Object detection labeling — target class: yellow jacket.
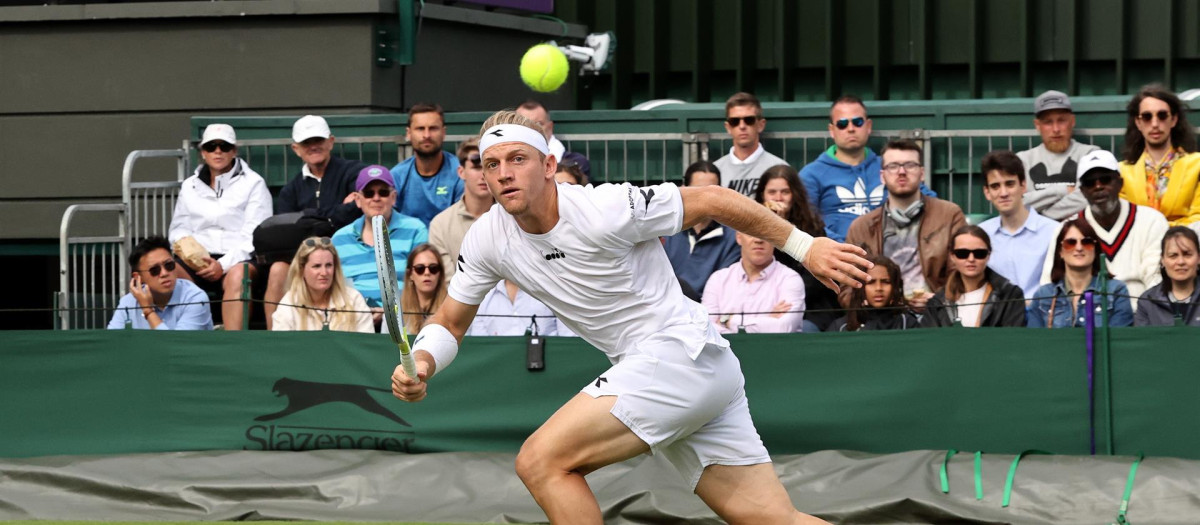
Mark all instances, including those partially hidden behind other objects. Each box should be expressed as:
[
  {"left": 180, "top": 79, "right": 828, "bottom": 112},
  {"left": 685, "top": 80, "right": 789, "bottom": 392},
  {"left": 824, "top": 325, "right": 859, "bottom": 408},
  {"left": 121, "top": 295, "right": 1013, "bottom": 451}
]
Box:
[{"left": 1119, "top": 151, "right": 1200, "bottom": 226}]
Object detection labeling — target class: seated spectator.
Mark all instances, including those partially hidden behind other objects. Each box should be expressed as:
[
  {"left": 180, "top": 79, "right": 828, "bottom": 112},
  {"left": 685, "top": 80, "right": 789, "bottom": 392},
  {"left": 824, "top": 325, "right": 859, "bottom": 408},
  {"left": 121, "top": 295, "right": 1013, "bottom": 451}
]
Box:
[
  {"left": 467, "top": 280, "right": 563, "bottom": 336},
  {"left": 1018, "top": 90, "right": 1099, "bottom": 220},
  {"left": 332, "top": 165, "right": 428, "bottom": 324},
  {"left": 921, "top": 226, "right": 1026, "bottom": 327},
  {"left": 399, "top": 243, "right": 448, "bottom": 334},
  {"left": 701, "top": 231, "right": 805, "bottom": 334},
  {"left": 169, "top": 124, "right": 272, "bottom": 330},
  {"left": 1135, "top": 226, "right": 1200, "bottom": 326},
  {"left": 271, "top": 236, "right": 372, "bottom": 333},
  {"left": 845, "top": 139, "right": 965, "bottom": 312},
  {"left": 265, "top": 115, "right": 367, "bottom": 328},
  {"left": 977, "top": 150, "right": 1060, "bottom": 298},
  {"left": 1038, "top": 149, "right": 1168, "bottom": 302},
  {"left": 108, "top": 236, "right": 213, "bottom": 330},
  {"left": 754, "top": 164, "right": 841, "bottom": 332},
  {"left": 517, "top": 99, "right": 591, "bottom": 179},
  {"left": 1117, "top": 84, "right": 1200, "bottom": 226},
  {"left": 429, "top": 138, "right": 493, "bottom": 280},
  {"left": 555, "top": 162, "right": 587, "bottom": 185},
  {"left": 1028, "top": 217, "right": 1133, "bottom": 328},
  {"left": 663, "top": 161, "right": 741, "bottom": 299},
  {"left": 830, "top": 254, "right": 920, "bottom": 331},
  {"left": 390, "top": 103, "right": 463, "bottom": 226}
]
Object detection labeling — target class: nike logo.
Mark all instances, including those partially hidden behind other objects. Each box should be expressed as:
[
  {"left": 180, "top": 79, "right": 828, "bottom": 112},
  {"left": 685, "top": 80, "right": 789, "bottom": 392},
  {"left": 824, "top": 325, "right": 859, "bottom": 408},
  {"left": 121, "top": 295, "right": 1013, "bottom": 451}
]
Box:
[{"left": 413, "top": 335, "right": 425, "bottom": 347}]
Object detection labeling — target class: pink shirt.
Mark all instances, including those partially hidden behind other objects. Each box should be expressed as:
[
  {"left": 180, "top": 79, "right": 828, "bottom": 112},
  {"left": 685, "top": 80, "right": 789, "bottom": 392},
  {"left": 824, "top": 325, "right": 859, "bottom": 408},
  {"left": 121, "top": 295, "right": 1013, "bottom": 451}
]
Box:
[{"left": 701, "top": 259, "right": 806, "bottom": 333}]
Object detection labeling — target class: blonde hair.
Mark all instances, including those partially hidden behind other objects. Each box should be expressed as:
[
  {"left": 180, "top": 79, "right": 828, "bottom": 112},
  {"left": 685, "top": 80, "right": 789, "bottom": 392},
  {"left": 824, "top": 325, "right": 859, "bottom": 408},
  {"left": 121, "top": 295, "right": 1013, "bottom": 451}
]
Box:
[
  {"left": 401, "top": 243, "right": 448, "bottom": 334},
  {"left": 478, "top": 110, "right": 547, "bottom": 143},
  {"left": 284, "top": 237, "right": 361, "bottom": 331}
]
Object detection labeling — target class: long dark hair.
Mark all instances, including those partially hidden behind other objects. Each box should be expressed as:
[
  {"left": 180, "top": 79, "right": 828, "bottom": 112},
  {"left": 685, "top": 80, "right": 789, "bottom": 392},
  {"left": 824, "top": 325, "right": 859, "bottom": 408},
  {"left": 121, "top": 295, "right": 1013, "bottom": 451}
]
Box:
[
  {"left": 1049, "top": 218, "right": 1111, "bottom": 283},
  {"left": 684, "top": 160, "right": 721, "bottom": 186},
  {"left": 1122, "top": 84, "right": 1197, "bottom": 163},
  {"left": 845, "top": 253, "right": 906, "bottom": 331},
  {"left": 944, "top": 225, "right": 991, "bottom": 301},
  {"left": 753, "top": 164, "right": 825, "bottom": 237},
  {"left": 1160, "top": 226, "right": 1200, "bottom": 293}
]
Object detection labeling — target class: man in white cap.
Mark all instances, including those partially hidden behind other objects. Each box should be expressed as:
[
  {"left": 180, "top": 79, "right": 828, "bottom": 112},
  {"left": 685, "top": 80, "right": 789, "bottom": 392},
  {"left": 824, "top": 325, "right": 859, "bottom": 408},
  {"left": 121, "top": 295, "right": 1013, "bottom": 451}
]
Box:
[
  {"left": 390, "top": 109, "right": 871, "bottom": 525},
  {"left": 1039, "top": 149, "right": 1168, "bottom": 301},
  {"left": 1018, "top": 90, "right": 1100, "bottom": 220},
  {"left": 267, "top": 115, "right": 368, "bottom": 326}
]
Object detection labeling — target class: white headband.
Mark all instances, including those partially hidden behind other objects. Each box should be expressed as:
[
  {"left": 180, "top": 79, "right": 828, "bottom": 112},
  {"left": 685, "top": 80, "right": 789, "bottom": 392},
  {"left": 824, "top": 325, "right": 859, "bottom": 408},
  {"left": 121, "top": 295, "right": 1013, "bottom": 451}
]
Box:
[{"left": 478, "top": 124, "right": 550, "bottom": 157}]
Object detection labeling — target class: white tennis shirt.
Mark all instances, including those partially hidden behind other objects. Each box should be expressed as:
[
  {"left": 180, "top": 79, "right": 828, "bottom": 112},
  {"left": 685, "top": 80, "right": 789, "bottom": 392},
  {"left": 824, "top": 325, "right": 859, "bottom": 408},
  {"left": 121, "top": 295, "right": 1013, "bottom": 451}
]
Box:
[{"left": 449, "top": 182, "right": 729, "bottom": 362}]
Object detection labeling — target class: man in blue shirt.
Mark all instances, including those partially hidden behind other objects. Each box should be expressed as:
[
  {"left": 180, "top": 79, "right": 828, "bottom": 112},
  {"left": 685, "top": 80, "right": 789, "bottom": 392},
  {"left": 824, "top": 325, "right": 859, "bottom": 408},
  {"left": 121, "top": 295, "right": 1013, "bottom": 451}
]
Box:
[
  {"left": 333, "top": 165, "right": 428, "bottom": 318},
  {"left": 390, "top": 103, "right": 464, "bottom": 226},
  {"left": 978, "top": 150, "right": 1059, "bottom": 298},
  {"left": 108, "top": 236, "right": 213, "bottom": 330}
]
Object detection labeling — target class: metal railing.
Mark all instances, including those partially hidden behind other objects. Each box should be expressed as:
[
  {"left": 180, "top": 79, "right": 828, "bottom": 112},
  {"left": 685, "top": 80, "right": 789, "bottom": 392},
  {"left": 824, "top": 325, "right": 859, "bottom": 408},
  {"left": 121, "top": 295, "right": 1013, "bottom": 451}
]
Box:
[{"left": 58, "top": 204, "right": 126, "bottom": 330}]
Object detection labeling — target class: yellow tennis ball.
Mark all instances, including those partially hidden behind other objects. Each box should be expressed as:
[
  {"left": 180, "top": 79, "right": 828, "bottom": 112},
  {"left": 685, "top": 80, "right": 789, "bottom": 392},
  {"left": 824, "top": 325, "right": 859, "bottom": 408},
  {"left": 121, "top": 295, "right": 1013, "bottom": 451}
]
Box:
[{"left": 520, "top": 44, "right": 569, "bottom": 93}]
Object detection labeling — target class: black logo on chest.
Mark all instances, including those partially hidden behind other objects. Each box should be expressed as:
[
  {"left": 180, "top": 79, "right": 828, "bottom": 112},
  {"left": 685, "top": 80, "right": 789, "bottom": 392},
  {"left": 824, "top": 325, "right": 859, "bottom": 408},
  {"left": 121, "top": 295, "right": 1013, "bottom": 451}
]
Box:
[{"left": 543, "top": 247, "right": 567, "bottom": 261}]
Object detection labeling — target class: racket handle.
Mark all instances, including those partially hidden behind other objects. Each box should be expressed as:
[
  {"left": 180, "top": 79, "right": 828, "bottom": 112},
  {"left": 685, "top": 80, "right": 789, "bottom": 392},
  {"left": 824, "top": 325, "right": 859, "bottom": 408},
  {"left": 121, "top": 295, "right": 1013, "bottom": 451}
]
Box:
[{"left": 400, "top": 351, "right": 419, "bottom": 382}]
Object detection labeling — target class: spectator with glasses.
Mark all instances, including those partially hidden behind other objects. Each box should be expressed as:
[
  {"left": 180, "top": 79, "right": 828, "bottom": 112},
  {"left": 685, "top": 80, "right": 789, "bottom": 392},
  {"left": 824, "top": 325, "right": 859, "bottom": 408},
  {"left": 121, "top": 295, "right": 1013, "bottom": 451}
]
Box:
[
  {"left": 1028, "top": 217, "right": 1133, "bottom": 328},
  {"left": 429, "top": 138, "right": 493, "bottom": 280},
  {"left": 272, "top": 236, "right": 372, "bottom": 333},
  {"left": 1135, "top": 226, "right": 1200, "bottom": 326},
  {"left": 1038, "top": 150, "right": 1168, "bottom": 302},
  {"left": 801, "top": 95, "right": 935, "bottom": 242},
  {"left": 845, "top": 139, "right": 965, "bottom": 313},
  {"left": 108, "top": 236, "right": 213, "bottom": 330},
  {"left": 169, "top": 124, "right": 272, "bottom": 330},
  {"left": 920, "top": 226, "right": 1026, "bottom": 328},
  {"left": 715, "top": 92, "right": 787, "bottom": 197},
  {"left": 1117, "top": 84, "right": 1200, "bottom": 226},
  {"left": 332, "top": 165, "right": 428, "bottom": 327},
  {"left": 830, "top": 254, "right": 920, "bottom": 331},
  {"left": 397, "top": 243, "right": 448, "bottom": 335}
]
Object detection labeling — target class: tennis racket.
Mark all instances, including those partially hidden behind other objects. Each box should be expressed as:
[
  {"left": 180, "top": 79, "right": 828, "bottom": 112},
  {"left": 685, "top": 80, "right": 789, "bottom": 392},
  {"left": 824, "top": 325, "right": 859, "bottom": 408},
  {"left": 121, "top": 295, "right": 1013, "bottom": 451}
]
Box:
[{"left": 373, "top": 215, "right": 419, "bottom": 382}]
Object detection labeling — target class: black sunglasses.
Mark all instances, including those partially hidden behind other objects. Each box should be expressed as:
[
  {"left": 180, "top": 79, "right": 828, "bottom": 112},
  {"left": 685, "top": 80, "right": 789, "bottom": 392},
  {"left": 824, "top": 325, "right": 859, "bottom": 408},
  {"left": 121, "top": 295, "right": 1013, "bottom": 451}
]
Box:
[
  {"left": 201, "top": 141, "right": 235, "bottom": 153},
  {"left": 834, "top": 116, "right": 866, "bottom": 130},
  {"left": 1080, "top": 174, "right": 1116, "bottom": 188},
  {"left": 304, "top": 237, "right": 332, "bottom": 248},
  {"left": 362, "top": 188, "right": 392, "bottom": 198},
  {"left": 411, "top": 263, "right": 441, "bottom": 275},
  {"left": 951, "top": 249, "right": 990, "bottom": 260},
  {"left": 726, "top": 116, "right": 759, "bottom": 127},
  {"left": 1137, "top": 110, "right": 1172, "bottom": 123},
  {"left": 467, "top": 154, "right": 482, "bottom": 167},
  {"left": 139, "top": 259, "right": 177, "bottom": 277},
  {"left": 1062, "top": 238, "right": 1098, "bottom": 250}
]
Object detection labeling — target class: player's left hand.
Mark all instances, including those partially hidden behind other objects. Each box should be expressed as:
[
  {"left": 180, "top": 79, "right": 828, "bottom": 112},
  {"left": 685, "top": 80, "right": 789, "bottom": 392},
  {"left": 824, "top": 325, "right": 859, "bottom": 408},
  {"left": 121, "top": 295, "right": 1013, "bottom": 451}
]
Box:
[{"left": 804, "top": 237, "right": 872, "bottom": 292}]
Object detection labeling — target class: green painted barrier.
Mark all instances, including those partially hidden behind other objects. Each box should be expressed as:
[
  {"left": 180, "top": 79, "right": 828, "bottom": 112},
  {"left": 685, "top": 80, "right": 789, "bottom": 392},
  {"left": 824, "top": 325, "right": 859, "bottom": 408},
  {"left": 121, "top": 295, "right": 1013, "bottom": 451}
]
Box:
[{"left": 1, "top": 328, "right": 1195, "bottom": 459}]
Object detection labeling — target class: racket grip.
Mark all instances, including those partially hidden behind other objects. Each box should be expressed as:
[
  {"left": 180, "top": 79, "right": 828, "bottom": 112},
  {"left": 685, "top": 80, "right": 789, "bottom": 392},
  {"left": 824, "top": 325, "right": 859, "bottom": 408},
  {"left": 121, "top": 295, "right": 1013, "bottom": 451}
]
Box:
[{"left": 401, "top": 352, "right": 419, "bottom": 382}]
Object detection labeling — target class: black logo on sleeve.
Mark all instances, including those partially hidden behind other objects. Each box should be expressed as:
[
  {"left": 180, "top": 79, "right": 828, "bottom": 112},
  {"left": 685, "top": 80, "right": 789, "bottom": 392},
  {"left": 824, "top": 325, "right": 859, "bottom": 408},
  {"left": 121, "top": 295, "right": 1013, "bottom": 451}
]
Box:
[
  {"left": 594, "top": 376, "right": 608, "bottom": 388},
  {"left": 543, "top": 247, "right": 567, "bottom": 260},
  {"left": 255, "top": 377, "right": 410, "bottom": 426},
  {"left": 640, "top": 188, "right": 655, "bottom": 207},
  {"left": 457, "top": 254, "right": 466, "bottom": 273}
]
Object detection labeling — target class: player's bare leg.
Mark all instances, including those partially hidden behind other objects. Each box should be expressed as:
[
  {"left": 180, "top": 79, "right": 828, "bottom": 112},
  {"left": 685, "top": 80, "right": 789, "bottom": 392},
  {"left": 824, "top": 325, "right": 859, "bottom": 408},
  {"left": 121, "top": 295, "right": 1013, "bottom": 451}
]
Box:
[
  {"left": 695, "top": 462, "right": 830, "bottom": 525},
  {"left": 515, "top": 393, "right": 650, "bottom": 525}
]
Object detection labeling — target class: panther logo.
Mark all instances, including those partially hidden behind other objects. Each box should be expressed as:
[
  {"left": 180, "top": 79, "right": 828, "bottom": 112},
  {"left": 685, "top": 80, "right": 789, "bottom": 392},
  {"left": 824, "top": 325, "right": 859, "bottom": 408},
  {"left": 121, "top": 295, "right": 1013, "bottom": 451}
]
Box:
[{"left": 255, "top": 377, "right": 411, "bottom": 427}]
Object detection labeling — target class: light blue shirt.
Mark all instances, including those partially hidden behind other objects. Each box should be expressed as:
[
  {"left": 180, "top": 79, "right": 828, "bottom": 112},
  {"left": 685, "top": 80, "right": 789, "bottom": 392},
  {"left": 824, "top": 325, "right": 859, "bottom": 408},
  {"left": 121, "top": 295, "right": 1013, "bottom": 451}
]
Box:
[
  {"left": 980, "top": 206, "right": 1059, "bottom": 298},
  {"left": 332, "top": 210, "right": 429, "bottom": 307},
  {"left": 390, "top": 152, "right": 463, "bottom": 227},
  {"left": 466, "top": 281, "right": 562, "bottom": 336},
  {"left": 107, "top": 279, "right": 214, "bottom": 330}
]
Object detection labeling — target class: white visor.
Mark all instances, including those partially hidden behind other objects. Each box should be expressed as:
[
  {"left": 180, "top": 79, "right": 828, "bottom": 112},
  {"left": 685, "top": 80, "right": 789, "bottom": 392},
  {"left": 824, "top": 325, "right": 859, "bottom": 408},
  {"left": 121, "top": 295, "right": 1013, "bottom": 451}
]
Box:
[{"left": 478, "top": 124, "right": 550, "bottom": 158}]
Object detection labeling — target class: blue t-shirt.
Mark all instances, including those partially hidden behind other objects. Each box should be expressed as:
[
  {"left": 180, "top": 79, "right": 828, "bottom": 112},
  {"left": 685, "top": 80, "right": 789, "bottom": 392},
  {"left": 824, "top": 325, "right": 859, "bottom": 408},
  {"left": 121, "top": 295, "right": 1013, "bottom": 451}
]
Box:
[
  {"left": 390, "top": 152, "right": 464, "bottom": 226},
  {"left": 332, "top": 210, "right": 429, "bottom": 307}
]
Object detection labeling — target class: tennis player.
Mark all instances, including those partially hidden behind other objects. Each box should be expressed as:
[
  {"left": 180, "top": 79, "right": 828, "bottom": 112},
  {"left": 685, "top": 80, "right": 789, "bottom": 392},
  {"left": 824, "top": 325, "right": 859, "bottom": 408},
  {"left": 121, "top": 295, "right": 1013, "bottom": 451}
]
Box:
[{"left": 392, "top": 110, "right": 870, "bottom": 524}]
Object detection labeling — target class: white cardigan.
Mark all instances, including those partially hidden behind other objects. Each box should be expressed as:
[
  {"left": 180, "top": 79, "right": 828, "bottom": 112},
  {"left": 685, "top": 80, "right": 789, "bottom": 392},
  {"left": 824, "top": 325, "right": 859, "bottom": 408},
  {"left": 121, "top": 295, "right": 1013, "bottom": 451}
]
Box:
[{"left": 168, "top": 158, "right": 273, "bottom": 271}]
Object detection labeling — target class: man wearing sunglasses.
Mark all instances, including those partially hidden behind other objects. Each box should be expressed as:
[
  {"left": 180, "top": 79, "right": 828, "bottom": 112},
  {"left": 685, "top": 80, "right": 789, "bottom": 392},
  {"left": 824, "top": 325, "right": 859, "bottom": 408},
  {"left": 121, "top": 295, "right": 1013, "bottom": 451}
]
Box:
[
  {"left": 801, "top": 95, "right": 936, "bottom": 243},
  {"left": 429, "top": 138, "right": 493, "bottom": 280},
  {"left": 1018, "top": 90, "right": 1100, "bottom": 221},
  {"left": 389, "top": 103, "right": 464, "bottom": 227},
  {"left": 714, "top": 92, "right": 787, "bottom": 197},
  {"left": 333, "top": 165, "right": 429, "bottom": 324},
  {"left": 108, "top": 236, "right": 213, "bottom": 330},
  {"left": 1117, "top": 84, "right": 1200, "bottom": 227},
  {"left": 1038, "top": 149, "right": 1169, "bottom": 302}
]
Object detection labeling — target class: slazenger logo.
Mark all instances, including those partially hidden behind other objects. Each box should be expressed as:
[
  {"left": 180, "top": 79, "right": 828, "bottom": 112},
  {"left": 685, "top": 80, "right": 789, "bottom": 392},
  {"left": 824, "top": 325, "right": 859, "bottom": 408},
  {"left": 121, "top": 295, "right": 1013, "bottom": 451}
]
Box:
[{"left": 244, "top": 377, "right": 415, "bottom": 452}]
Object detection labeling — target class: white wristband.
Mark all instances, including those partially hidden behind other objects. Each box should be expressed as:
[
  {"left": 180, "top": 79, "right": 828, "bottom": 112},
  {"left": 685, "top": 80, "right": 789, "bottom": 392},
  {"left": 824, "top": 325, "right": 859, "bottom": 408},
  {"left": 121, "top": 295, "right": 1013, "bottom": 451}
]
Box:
[
  {"left": 782, "top": 228, "right": 814, "bottom": 264},
  {"left": 413, "top": 323, "right": 459, "bottom": 378}
]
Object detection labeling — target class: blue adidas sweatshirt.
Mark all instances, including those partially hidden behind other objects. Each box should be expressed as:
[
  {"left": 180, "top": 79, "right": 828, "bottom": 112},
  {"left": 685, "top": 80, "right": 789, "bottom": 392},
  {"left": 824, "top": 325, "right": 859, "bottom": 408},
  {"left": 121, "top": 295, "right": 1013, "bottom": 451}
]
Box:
[{"left": 800, "top": 147, "right": 936, "bottom": 242}]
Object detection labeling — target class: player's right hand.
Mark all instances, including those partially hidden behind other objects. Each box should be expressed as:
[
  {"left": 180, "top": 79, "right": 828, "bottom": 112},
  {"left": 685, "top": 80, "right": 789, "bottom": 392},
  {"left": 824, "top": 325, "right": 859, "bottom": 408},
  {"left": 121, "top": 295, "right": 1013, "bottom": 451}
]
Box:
[{"left": 391, "top": 362, "right": 430, "bottom": 402}]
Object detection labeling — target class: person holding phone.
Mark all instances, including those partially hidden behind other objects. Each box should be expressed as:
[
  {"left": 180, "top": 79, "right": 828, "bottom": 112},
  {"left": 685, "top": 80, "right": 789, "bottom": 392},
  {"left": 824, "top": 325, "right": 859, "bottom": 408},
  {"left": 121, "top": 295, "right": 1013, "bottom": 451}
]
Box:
[{"left": 108, "top": 236, "right": 213, "bottom": 330}]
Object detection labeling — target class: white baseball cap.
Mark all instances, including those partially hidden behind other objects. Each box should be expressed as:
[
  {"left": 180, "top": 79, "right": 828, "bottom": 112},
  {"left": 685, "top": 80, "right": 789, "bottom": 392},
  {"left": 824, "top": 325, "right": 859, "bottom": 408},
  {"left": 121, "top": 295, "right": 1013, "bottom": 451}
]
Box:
[
  {"left": 200, "top": 124, "right": 237, "bottom": 146},
  {"left": 1076, "top": 149, "right": 1120, "bottom": 184},
  {"left": 292, "top": 115, "right": 332, "bottom": 143}
]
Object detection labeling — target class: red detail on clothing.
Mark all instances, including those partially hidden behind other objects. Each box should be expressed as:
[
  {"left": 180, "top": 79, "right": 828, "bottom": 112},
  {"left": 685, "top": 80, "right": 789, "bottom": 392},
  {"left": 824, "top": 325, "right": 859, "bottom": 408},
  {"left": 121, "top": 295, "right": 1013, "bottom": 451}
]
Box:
[{"left": 1079, "top": 205, "right": 1137, "bottom": 259}]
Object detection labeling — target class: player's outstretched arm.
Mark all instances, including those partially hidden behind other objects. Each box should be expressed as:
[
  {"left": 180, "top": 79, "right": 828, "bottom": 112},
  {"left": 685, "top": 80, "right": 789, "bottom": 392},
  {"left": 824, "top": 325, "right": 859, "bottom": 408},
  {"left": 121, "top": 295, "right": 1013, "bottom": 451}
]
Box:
[
  {"left": 391, "top": 297, "right": 479, "bottom": 402},
  {"left": 679, "top": 184, "right": 872, "bottom": 291}
]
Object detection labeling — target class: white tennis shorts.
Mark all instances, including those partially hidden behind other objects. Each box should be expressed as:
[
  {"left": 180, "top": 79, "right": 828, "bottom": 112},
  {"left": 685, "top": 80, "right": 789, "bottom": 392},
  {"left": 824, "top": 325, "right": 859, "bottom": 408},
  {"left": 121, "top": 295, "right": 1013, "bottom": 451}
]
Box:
[{"left": 580, "top": 338, "right": 771, "bottom": 489}]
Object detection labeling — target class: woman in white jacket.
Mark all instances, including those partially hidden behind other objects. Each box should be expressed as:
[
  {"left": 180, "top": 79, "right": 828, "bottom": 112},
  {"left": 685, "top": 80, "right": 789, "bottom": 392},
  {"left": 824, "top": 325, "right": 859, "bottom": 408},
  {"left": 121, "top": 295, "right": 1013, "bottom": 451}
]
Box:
[{"left": 169, "top": 124, "right": 273, "bottom": 330}]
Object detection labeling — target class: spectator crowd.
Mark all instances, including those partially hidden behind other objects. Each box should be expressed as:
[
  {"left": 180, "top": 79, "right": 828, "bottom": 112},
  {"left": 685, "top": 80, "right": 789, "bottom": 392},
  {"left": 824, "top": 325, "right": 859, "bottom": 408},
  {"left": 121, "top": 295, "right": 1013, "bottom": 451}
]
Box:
[{"left": 110, "top": 86, "right": 1200, "bottom": 334}]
